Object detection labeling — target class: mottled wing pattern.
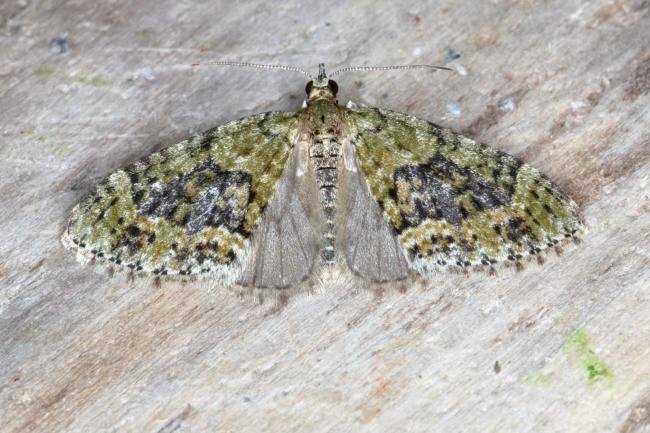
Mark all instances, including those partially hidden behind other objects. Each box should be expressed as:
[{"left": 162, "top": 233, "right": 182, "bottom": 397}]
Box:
[
  {"left": 348, "top": 107, "right": 583, "bottom": 276},
  {"left": 64, "top": 112, "right": 299, "bottom": 284}
]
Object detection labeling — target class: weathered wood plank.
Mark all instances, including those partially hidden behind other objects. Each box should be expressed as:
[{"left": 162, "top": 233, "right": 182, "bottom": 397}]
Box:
[{"left": 1, "top": 1, "right": 649, "bottom": 432}]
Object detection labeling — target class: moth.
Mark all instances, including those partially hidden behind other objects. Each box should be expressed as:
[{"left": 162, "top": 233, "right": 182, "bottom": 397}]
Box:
[{"left": 63, "top": 63, "right": 583, "bottom": 289}]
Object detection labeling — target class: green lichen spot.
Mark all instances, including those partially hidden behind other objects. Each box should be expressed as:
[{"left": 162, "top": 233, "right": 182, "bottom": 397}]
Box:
[
  {"left": 76, "top": 75, "right": 111, "bottom": 87},
  {"left": 34, "top": 67, "right": 55, "bottom": 77},
  {"left": 20, "top": 129, "right": 46, "bottom": 143},
  {"left": 526, "top": 372, "right": 553, "bottom": 386},
  {"left": 563, "top": 329, "right": 613, "bottom": 384}
]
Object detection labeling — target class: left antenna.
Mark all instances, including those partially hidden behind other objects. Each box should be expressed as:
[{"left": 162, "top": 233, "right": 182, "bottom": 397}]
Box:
[{"left": 190, "top": 61, "right": 314, "bottom": 79}]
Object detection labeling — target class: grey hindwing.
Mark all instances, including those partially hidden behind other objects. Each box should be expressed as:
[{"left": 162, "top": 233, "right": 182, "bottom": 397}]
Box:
[
  {"left": 238, "top": 147, "right": 322, "bottom": 289},
  {"left": 338, "top": 157, "right": 411, "bottom": 282}
]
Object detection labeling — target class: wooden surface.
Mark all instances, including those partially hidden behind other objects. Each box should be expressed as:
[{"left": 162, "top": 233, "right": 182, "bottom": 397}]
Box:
[{"left": 1, "top": 1, "right": 649, "bottom": 432}]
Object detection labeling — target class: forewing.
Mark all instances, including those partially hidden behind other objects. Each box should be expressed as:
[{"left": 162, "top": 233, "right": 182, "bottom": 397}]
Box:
[
  {"left": 348, "top": 107, "right": 583, "bottom": 276},
  {"left": 64, "top": 112, "right": 299, "bottom": 285}
]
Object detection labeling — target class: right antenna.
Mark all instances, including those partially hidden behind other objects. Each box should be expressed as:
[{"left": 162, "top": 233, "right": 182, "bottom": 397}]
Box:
[{"left": 329, "top": 64, "right": 452, "bottom": 78}]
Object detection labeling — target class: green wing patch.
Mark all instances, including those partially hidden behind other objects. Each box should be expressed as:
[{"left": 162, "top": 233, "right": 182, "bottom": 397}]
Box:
[
  {"left": 349, "top": 107, "right": 583, "bottom": 274},
  {"left": 64, "top": 112, "right": 298, "bottom": 280}
]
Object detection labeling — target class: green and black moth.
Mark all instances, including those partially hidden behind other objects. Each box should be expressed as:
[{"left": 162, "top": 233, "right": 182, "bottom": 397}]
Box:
[{"left": 63, "top": 63, "right": 583, "bottom": 289}]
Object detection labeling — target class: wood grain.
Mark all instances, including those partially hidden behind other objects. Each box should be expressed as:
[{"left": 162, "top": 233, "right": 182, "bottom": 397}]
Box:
[{"left": 1, "top": 1, "right": 649, "bottom": 432}]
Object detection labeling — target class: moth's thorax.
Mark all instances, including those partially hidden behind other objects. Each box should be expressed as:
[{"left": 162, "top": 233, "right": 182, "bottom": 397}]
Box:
[{"left": 300, "top": 98, "right": 345, "bottom": 136}]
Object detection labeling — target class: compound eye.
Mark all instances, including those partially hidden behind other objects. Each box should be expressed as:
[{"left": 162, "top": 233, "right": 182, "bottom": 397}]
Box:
[
  {"left": 328, "top": 79, "right": 338, "bottom": 95},
  {"left": 305, "top": 81, "right": 314, "bottom": 95}
]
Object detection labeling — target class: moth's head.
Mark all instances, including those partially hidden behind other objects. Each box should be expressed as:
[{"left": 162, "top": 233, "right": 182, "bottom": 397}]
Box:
[{"left": 305, "top": 63, "right": 338, "bottom": 101}]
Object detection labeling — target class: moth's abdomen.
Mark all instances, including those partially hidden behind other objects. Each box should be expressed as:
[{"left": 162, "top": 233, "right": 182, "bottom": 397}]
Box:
[{"left": 310, "top": 136, "right": 341, "bottom": 263}]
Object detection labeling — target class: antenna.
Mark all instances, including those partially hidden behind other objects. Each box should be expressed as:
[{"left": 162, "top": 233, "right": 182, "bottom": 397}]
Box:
[
  {"left": 189, "top": 61, "right": 453, "bottom": 80},
  {"left": 329, "top": 64, "right": 452, "bottom": 77},
  {"left": 190, "top": 60, "right": 314, "bottom": 79}
]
